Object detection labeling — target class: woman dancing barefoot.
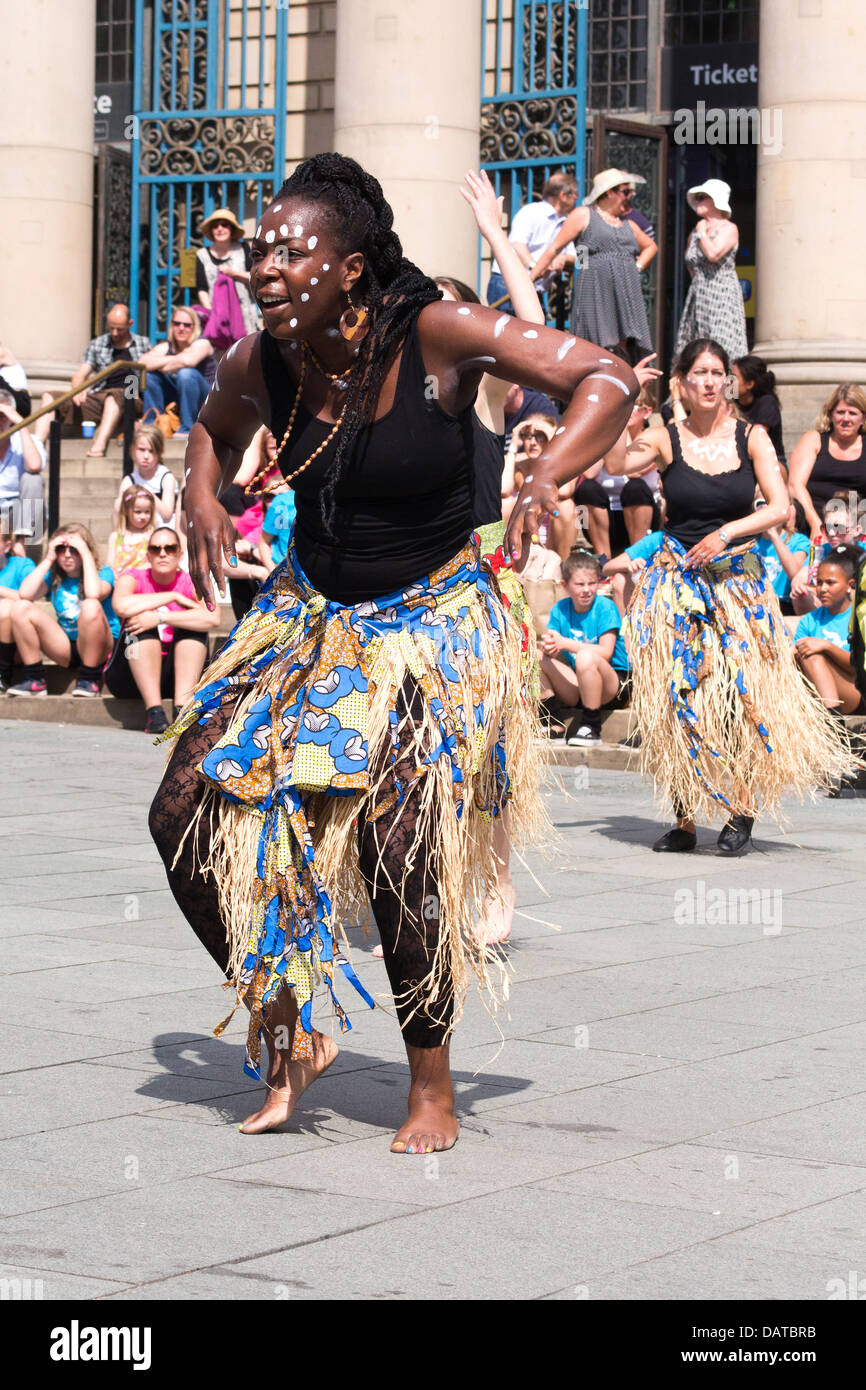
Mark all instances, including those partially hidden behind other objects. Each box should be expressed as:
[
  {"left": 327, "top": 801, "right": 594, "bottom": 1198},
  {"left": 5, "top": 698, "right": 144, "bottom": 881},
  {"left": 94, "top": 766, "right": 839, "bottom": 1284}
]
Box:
[{"left": 148, "top": 154, "right": 636, "bottom": 1153}]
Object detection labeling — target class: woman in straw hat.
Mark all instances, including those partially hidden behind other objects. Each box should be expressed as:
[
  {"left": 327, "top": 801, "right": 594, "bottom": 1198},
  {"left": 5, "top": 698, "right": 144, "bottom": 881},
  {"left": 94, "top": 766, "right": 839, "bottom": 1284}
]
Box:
[
  {"left": 531, "top": 168, "right": 655, "bottom": 358},
  {"left": 674, "top": 180, "right": 748, "bottom": 364},
  {"left": 196, "top": 207, "right": 260, "bottom": 336}
]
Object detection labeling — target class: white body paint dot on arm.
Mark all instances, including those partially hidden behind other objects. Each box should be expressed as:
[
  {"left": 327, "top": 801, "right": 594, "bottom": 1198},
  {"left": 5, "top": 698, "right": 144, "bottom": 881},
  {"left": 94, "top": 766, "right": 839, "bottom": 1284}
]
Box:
[
  {"left": 586, "top": 372, "right": 632, "bottom": 396},
  {"left": 588, "top": 394, "right": 599, "bottom": 402},
  {"left": 493, "top": 315, "right": 510, "bottom": 338},
  {"left": 555, "top": 427, "right": 565, "bottom": 435},
  {"left": 457, "top": 307, "right": 471, "bottom": 316},
  {"left": 557, "top": 336, "right": 576, "bottom": 361},
  {"left": 523, "top": 329, "right": 538, "bottom": 339}
]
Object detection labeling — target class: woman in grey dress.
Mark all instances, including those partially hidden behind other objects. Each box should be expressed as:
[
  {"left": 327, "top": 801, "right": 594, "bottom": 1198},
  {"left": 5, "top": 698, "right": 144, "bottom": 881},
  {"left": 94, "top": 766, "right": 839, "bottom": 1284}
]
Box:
[
  {"left": 674, "top": 180, "right": 748, "bottom": 363},
  {"left": 531, "top": 168, "right": 655, "bottom": 356}
]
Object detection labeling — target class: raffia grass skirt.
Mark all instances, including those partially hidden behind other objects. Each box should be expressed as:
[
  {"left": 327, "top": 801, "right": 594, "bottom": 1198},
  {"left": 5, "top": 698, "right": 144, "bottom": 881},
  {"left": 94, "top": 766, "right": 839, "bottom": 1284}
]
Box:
[
  {"left": 625, "top": 538, "right": 853, "bottom": 825},
  {"left": 155, "top": 524, "right": 545, "bottom": 1071}
]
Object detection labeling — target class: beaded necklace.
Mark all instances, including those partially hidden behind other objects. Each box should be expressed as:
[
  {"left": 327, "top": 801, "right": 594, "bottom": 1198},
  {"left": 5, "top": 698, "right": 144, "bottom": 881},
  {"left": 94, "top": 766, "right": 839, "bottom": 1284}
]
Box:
[{"left": 245, "top": 342, "right": 355, "bottom": 498}]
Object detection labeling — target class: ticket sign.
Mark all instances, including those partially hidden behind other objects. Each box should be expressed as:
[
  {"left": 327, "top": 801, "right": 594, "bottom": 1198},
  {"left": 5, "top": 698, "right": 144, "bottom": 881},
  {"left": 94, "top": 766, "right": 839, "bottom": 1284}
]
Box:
[{"left": 660, "top": 43, "right": 758, "bottom": 111}]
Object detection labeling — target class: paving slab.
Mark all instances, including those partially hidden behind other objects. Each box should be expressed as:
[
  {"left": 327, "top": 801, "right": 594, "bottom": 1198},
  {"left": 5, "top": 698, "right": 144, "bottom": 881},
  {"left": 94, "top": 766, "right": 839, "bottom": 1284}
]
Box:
[{"left": 3, "top": 720, "right": 866, "bottom": 1301}]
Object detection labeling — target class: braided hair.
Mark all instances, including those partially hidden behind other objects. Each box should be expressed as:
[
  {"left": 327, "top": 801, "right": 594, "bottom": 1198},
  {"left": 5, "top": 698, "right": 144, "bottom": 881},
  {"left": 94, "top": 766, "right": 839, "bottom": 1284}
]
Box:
[{"left": 274, "top": 152, "right": 442, "bottom": 537}]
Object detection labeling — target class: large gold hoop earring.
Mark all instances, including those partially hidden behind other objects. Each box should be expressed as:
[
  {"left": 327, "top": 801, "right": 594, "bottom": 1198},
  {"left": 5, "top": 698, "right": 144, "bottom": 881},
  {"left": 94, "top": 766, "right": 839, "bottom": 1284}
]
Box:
[{"left": 339, "top": 291, "right": 369, "bottom": 342}]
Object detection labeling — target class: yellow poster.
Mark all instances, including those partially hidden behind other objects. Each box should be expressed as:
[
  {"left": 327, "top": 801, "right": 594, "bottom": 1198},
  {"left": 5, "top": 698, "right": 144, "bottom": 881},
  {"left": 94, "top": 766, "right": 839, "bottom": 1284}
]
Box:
[{"left": 736, "top": 265, "right": 755, "bottom": 320}]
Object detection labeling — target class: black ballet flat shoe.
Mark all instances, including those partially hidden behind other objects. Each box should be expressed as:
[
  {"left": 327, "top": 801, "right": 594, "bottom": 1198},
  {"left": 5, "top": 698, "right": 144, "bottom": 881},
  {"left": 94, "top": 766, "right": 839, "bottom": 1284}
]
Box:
[
  {"left": 652, "top": 827, "right": 697, "bottom": 853},
  {"left": 717, "top": 814, "right": 754, "bottom": 855}
]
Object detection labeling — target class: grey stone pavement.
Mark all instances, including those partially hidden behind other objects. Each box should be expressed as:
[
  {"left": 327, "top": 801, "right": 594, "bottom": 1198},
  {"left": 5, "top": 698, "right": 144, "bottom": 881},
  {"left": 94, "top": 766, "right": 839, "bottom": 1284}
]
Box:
[{"left": 1, "top": 716, "right": 865, "bottom": 1303}]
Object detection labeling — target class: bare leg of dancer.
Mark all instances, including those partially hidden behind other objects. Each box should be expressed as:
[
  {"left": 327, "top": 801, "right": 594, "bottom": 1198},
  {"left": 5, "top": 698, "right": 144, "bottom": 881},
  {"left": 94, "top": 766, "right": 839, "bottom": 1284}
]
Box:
[{"left": 477, "top": 814, "right": 515, "bottom": 945}]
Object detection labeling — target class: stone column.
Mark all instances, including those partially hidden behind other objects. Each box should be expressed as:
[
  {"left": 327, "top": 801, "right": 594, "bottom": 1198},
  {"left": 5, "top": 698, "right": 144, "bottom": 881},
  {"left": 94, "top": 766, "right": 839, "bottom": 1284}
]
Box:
[
  {"left": 334, "top": 0, "right": 482, "bottom": 284},
  {"left": 754, "top": 0, "right": 866, "bottom": 445},
  {"left": 0, "top": 1, "right": 96, "bottom": 389}
]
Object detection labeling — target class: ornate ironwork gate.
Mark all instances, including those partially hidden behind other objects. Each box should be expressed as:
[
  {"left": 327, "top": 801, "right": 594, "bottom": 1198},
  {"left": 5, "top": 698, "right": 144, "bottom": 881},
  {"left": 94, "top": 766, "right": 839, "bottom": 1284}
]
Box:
[
  {"left": 479, "top": 1, "right": 588, "bottom": 311},
  {"left": 130, "top": 0, "right": 288, "bottom": 341}
]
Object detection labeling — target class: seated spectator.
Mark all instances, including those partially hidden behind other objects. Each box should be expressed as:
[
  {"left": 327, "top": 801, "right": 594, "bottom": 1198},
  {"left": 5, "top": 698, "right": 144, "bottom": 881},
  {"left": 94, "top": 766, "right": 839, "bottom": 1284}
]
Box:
[
  {"left": 794, "top": 546, "right": 864, "bottom": 714},
  {"left": 260, "top": 486, "right": 297, "bottom": 572},
  {"left": 503, "top": 383, "right": 560, "bottom": 450},
  {"left": 603, "top": 528, "right": 665, "bottom": 616},
  {"left": 753, "top": 496, "right": 811, "bottom": 616},
  {"left": 788, "top": 383, "right": 866, "bottom": 541},
  {"left": 791, "top": 491, "right": 866, "bottom": 614},
  {"left": 34, "top": 303, "right": 150, "bottom": 457},
  {"left": 0, "top": 529, "right": 37, "bottom": 692},
  {"left": 539, "top": 549, "right": 629, "bottom": 745},
  {"left": 8, "top": 523, "right": 120, "bottom": 696},
  {"left": 732, "top": 355, "right": 786, "bottom": 465},
  {"left": 114, "top": 424, "right": 177, "bottom": 529},
  {"left": 108, "top": 526, "right": 221, "bottom": 733},
  {"left": 0, "top": 389, "right": 45, "bottom": 544},
  {"left": 139, "top": 307, "right": 213, "bottom": 438},
  {"left": 107, "top": 488, "right": 158, "bottom": 576},
  {"left": 0, "top": 341, "right": 32, "bottom": 417}
]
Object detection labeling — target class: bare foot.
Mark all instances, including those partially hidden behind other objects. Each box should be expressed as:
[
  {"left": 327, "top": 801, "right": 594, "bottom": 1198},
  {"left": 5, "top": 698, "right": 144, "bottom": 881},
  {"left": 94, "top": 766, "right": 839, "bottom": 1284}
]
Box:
[
  {"left": 372, "top": 943, "right": 384, "bottom": 959},
  {"left": 238, "top": 1031, "right": 337, "bottom": 1134},
  {"left": 391, "top": 1092, "right": 459, "bottom": 1155},
  {"left": 477, "top": 880, "right": 516, "bottom": 945}
]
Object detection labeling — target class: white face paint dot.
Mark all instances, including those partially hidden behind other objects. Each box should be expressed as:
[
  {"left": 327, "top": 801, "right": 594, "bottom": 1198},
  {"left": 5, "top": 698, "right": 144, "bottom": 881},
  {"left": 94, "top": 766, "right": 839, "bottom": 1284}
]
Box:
[
  {"left": 307, "top": 235, "right": 318, "bottom": 249},
  {"left": 265, "top": 229, "right": 275, "bottom": 244},
  {"left": 272, "top": 204, "right": 282, "bottom": 213},
  {"left": 310, "top": 277, "right": 318, "bottom": 285},
  {"left": 294, "top": 224, "right": 303, "bottom": 237},
  {"left": 493, "top": 315, "right": 509, "bottom": 338},
  {"left": 279, "top": 224, "right": 289, "bottom": 237},
  {"left": 588, "top": 394, "right": 599, "bottom": 402},
  {"left": 289, "top": 318, "right": 298, "bottom": 328},
  {"left": 523, "top": 330, "right": 538, "bottom": 339},
  {"left": 457, "top": 306, "right": 471, "bottom": 316},
  {"left": 557, "top": 336, "right": 576, "bottom": 361},
  {"left": 322, "top": 263, "right": 329, "bottom": 272},
  {"left": 255, "top": 224, "right": 262, "bottom": 239},
  {"left": 301, "top": 293, "right": 309, "bottom": 302}
]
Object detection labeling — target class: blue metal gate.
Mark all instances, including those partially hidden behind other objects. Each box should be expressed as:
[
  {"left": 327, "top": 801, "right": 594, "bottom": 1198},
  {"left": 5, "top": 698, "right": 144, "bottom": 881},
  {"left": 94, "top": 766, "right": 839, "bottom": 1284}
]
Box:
[
  {"left": 479, "top": 1, "right": 588, "bottom": 305},
  {"left": 130, "top": 0, "right": 288, "bottom": 341}
]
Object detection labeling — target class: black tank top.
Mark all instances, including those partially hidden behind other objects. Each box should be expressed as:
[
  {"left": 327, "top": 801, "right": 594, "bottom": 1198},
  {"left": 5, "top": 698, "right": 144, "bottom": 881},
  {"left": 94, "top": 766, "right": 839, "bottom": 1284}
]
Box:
[
  {"left": 806, "top": 431, "right": 866, "bottom": 514},
  {"left": 662, "top": 421, "right": 756, "bottom": 549},
  {"left": 471, "top": 413, "right": 505, "bottom": 527},
  {"left": 259, "top": 320, "right": 474, "bottom": 602}
]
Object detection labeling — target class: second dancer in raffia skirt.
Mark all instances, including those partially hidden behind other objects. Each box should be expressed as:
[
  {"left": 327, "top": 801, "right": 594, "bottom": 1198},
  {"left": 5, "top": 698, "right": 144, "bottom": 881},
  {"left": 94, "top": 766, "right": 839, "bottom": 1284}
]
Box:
[{"left": 625, "top": 535, "right": 853, "bottom": 825}]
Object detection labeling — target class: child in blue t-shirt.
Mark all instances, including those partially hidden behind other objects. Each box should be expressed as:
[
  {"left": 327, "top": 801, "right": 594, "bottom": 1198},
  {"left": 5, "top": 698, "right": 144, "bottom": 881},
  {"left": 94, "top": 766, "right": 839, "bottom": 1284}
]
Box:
[
  {"left": 540, "top": 548, "right": 628, "bottom": 744},
  {"left": 0, "top": 530, "right": 37, "bottom": 689},
  {"left": 7, "top": 525, "right": 120, "bottom": 697},
  {"left": 753, "top": 498, "right": 811, "bottom": 613},
  {"left": 603, "top": 528, "right": 665, "bottom": 615},
  {"left": 260, "top": 490, "right": 297, "bottom": 570},
  {"left": 794, "top": 545, "right": 863, "bottom": 714}
]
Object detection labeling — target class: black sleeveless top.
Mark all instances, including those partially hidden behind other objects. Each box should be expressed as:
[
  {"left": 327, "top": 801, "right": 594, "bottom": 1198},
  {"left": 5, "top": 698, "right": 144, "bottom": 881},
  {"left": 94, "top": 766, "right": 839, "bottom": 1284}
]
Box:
[
  {"left": 259, "top": 321, "right": 475, "bottom": 602},
  {"left": 806, "top": 431, "right": 866, "bottom": 514},
  {"left": 471, "top": 413, "right": 505, "bottom": 527},
  {"left": 662, "top": 421, "right": 756, "bottom": 549}
]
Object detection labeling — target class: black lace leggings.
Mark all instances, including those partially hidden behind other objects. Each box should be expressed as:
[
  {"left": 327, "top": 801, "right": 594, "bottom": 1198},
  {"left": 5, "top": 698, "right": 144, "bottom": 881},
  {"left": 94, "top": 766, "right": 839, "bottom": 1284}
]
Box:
[{"left": 148, "top": 682, "right": 453, "bottom": 1049}]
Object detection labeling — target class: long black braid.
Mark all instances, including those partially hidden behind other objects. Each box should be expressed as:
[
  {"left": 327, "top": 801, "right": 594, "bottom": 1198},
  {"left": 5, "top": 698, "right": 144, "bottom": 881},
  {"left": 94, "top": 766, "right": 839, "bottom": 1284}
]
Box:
[{"left": 274, "top": 152, "right": 443, "bottom": 539}]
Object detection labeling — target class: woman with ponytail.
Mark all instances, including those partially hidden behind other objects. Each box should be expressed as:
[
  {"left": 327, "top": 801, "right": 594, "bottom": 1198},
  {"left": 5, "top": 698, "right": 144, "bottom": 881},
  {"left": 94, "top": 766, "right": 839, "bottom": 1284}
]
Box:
[{"left": 148, "top": 153, "right": 637, "bottom": 1154}]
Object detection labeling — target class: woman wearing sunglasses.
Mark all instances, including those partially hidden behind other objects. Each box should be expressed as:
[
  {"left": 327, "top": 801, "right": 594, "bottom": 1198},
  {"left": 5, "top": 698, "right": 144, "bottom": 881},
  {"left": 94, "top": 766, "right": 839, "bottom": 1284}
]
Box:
[
  {"left": 8, "top": 523, "right": 120, "bottom": 696},
  {"left": 110, "top": 526, "right": 221, "bottom": 733}
]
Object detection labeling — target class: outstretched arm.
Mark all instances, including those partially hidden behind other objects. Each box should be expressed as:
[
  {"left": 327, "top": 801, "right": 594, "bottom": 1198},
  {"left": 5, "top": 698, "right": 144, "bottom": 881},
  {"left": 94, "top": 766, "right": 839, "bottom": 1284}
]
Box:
[
  {"left": 459, "top": 171, "right": 544, "bottom": 326},
  {"left": 417, "top": 301, "right": 637, "bottom": 568}
]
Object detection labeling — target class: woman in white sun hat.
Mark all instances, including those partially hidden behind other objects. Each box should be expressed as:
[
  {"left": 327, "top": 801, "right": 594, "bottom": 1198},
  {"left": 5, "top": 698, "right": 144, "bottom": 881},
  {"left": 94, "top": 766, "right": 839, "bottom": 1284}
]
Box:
[
  {"left": 531, "top": 168, "right": 656, "bottom": 359},
  {"left": 674, "top": 179, "right": 748, "bottom": 364}
]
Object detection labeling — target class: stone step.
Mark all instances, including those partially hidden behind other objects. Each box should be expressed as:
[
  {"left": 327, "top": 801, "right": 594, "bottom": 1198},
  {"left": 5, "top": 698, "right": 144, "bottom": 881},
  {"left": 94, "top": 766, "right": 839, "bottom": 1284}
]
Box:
[{"left": 0, "top": 694, "right": 175, "bottom": 732}]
